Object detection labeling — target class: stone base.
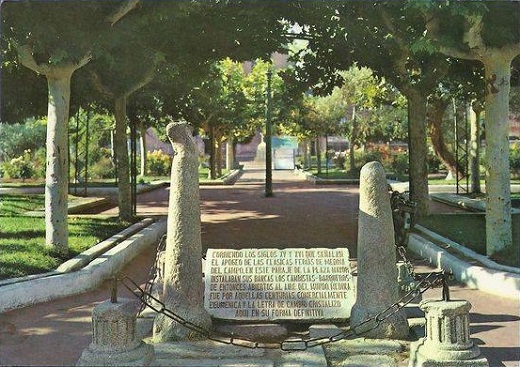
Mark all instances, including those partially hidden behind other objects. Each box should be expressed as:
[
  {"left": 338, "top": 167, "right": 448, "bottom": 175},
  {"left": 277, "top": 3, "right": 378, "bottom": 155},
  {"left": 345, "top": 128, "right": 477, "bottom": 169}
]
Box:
[
  {"left": 153, "top": 306, "right": 212, "bottom": 342},
  {"left": 77, "top": 341, "right": 155, "bottom": 366},
  {"left": 409, "top": 340, "right": 489, "bottom": 367},
  {"left": 308, "top": 324, "right": 343, "bottom": 339},
  {"left": 350, "top": 305, "right": 409, "bottom": 340},
  {"left": 213, "top": 323, "right": 288, "bottom": 342}
]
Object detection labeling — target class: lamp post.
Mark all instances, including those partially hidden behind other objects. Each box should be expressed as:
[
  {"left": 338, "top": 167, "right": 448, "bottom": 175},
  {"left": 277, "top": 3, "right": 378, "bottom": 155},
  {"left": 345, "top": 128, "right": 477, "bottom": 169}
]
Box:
[{"left": 265, "top": 68, "right": 273, "bottom": 197}]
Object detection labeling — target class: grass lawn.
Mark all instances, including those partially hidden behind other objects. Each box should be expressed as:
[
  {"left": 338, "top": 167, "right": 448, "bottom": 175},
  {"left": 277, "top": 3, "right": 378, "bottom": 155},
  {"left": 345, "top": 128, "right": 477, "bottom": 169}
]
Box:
[
  {"left": 418, "top": 213, "right": 520, "bottom": 267},
  {"left": 0, "top": 194, "right": 130, "bottom": 280},
  {"left": 310, "top": 168, "right": 355, "bottom": 180}
]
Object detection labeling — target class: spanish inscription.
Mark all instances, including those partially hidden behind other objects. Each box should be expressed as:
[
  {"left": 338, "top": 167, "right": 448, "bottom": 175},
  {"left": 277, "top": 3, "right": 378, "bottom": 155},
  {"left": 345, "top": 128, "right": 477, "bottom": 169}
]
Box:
[{"left": 204, "top": 248, "right": 355, "bottom": 321}]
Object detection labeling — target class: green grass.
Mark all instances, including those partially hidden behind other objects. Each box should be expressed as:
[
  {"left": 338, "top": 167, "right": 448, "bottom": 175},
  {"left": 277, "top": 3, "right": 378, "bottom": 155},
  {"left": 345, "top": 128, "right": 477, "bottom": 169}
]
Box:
[
  {"left": 418, "top": 213, "right": 520, "bottom": 267},
  {"left": 0, "top": 194, "right": 130, "bottom": 280},
  {"left": 310, "top": 168, "right": 354, "bottom": 180}
]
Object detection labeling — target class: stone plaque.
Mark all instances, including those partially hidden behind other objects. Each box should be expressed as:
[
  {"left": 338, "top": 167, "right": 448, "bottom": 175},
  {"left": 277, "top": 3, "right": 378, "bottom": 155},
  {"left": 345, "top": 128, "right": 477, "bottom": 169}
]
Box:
[{"left": 204, "top": 248, "right": 355, "bottom": 321}]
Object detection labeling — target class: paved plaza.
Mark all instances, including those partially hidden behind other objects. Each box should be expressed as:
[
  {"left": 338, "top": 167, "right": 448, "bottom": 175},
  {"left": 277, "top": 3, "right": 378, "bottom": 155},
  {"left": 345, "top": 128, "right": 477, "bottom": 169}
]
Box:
[{"left": 0, "top": 165, "right": 518, "bottom": 366}]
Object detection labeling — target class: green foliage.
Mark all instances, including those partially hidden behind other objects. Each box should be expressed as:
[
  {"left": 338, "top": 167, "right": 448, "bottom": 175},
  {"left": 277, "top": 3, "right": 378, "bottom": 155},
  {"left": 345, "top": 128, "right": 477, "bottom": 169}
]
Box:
[
  {"left": 1, "top": 150, "right": 35, "bottom": 180},
  {"left": 90, "top": 156, "right": 115, "bottom": 179},
  {"left": 510, "top": 144, "right": 520, "bottom": 175},
  {"left": 0, "top": 118, "right": 47, "bottom": 161},
  {"left": 427, "top": 150, "right": 442, "bottom": 173},
  {"left": 146, "top": 150, "right": 172, "bottom": 176},
  {"left": 345, "top": 150, "right": 383, "bottom": 177},
  {"left": 390, "top": 151, "right": 409, "bottom": 175}
]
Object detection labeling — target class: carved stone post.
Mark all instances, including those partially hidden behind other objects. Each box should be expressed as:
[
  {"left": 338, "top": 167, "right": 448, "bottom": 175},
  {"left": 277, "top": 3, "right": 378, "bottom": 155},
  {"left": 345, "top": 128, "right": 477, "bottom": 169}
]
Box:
[
  {"left": 153, "top": 121, "right": 211, "bottom": 341},
  {"left": 409, "top": 300, "right": 488, "bottom": 367},
  {"left": 77, "top": 299, "right": 154, "bottom": 366},
  {"left": 351, "top": 161, "right": 409, "bottom": 339}
]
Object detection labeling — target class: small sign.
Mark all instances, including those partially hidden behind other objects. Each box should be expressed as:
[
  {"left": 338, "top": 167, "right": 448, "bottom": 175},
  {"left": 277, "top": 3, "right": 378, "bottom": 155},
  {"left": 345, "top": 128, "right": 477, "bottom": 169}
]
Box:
[{"left": 204, "top": 248, "right": 355, "bottom": 321}]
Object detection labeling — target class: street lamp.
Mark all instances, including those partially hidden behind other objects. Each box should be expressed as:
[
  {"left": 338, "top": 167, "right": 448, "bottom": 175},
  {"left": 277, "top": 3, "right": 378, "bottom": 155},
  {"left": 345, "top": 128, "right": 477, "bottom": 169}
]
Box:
[{"left": 265, "top": 67, "right": 273, "bottom": 197}]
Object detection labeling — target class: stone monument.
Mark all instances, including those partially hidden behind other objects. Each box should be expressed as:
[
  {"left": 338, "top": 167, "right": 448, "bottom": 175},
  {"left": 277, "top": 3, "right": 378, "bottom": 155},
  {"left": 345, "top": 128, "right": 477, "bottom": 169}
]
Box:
[
  {"left": 409, "top": 299, "right": 488, "bottom": 366},
  {"left": 153, "top": 120, "right": 212, "bottom": 341},
  {"left": 77, "top": 298, "right": 154, "bottom": 366},
  {"left": 350, "top": 161, "right": 409, "bottom": 339}
]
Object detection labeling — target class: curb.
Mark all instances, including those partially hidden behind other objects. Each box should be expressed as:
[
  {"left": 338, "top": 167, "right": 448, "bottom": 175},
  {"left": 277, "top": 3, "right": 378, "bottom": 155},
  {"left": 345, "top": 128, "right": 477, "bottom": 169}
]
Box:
[
  {"left": 199, "top": 168, "right": 243, "bottom": 186},
  {"left": 295, "top": 168, "right": 359, "bottom": 185},
  {"left": 408, "top": 232, "right": 520, "bottom": 300},
  {"left": 431, "top": 192, "right": 520, "bottom": 214},
  {"left": 0, "top": 219, "right": 167, "bottom": 313}
]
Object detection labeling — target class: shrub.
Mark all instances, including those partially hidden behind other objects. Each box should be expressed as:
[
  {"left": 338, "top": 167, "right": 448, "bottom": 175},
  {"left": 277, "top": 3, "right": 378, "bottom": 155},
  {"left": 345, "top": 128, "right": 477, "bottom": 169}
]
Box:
[
  {"left": 32, "top": 148, "right": 46, "bottom": 179},
  {"left": 146, "top": 150, "right": 172, "bottom": 176},
  {"left": 331, "top": 151, "right": 346, "bottom": 169},
  {"left": 0, "top": 119, "right": 47, "bottom": 162},
  {"left": 390, "top": 151, "right": 409, "bottom": 175},
  {"left": 511, "top": 145, "right": 520, "bottom": 175},
  {"left": 90, "top": 156, "right": 115, "bottom": 179},
  {"left": 427, "top": 151, "right": 442, "bottom": 173},
  {"left": 345, "top": 150, "right": 383, "bottom": 177},
  {"left": 1, "top": 150, "right": 35, "bottom": 180}
]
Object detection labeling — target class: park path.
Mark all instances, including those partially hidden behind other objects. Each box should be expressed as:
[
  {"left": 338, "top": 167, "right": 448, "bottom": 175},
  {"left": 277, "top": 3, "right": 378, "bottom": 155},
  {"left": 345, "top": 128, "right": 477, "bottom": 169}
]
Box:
[{"left": 0, "top": 164, "right": 518, "bottom": 366}]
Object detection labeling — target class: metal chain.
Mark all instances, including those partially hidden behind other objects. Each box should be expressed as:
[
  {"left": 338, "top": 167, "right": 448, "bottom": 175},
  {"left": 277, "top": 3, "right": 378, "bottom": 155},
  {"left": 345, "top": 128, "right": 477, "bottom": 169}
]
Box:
[
  {"left": 120, "top": 270, "right": 449, "bottom": 352},
  {"left": 390, "top": 190, "right": 418, "bottom": 278},
  {"left": 138, "top": 234, "right": 167, "bottom": 315}
]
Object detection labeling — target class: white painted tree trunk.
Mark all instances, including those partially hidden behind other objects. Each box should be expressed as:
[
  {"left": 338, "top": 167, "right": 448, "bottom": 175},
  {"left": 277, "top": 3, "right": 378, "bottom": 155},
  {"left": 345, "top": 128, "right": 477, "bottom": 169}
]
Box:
[
  {"left": 114, "top": 95, "right": 132, "bottom": 222},
  {"left": 483, "top": 56, "right": 513, "bottom": 254},
  {"left": 469, "top": 104, "right": 481, "bottom": 194},
  {"left": 139, "top": 121, "right": 147, "bottom": 176},
  {"left": 45, "top": 70, "right": 73, "bottom": 254},
  {"left": 225, "top": 135, "right": 234, "bottom": 170}
]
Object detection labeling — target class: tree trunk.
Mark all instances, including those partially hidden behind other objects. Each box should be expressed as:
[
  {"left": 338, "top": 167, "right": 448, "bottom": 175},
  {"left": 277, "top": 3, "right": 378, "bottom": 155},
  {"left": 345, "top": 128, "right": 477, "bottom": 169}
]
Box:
[
  {"left": 114, "top": 95, "right": 132, "bottom": 222},
  {"left": 139, "top": 120, "right": 147, "bottom": 176},
  {"left": 208, "top": 126, "right": 216, "bottom": 180},
  {"left": 16, "top": 45, "right": 90, "bottom": 254},
  {"left": 226, "top": 135, "right": 234, "bottom": 170},
  {"left": 483, "top": 56, "right": 513, "bottom": 254},
  {"left": 216, "top": 133, "right": 223, "bottom": 177},
  {"left": 427, "top": 95, "right": 463, "bottom": 178},
  {"left": 303, "top": 139, "right": 311, "bottom": 169},
  {"left": 469, "top": 103, "right": 482, "bottom": 194},
  {"left": 316, "top": 137, "right": 322, "bottom": 174},
  {"left": 349, "top": 106, "right": 357, "bottom": 174},
  {"left": 44, "top": 70, "right": 73, "bottom": 254},
  {"left": 407, "top": 90, "right": 430, "bottom": 218}
]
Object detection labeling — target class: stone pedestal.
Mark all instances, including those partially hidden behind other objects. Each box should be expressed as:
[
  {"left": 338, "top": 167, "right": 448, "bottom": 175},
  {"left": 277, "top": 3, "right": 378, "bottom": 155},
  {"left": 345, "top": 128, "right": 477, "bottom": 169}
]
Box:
[
  {"left": 77, "top": 298, "right": 154, "bottom": 366},
  {"left": 409, "top": 299, "right": 488, "bottom": 367},
  {"left": 350, "top": 162, "right": 409, "bottom": 339}
]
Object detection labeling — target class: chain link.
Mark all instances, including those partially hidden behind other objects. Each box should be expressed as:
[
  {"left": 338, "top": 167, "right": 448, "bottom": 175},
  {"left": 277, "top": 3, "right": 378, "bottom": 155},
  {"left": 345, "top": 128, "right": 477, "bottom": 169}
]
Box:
[
  {"left": 126, "top": 192, "right": 449, "bottom": 351},
  {"left": 121, "top": 269, "right": 449, "bottom": 352},
  {"left": 390, "top": 189, "right": 419, "bottom": 280},
  {"left": 138, "top": 234, "right": 166, "bottom": 315}
]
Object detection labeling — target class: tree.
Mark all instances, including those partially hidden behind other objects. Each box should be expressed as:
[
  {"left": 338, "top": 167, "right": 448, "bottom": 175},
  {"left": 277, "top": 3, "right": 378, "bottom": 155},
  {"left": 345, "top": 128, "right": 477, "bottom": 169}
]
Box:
[
  {"left": 87, "top": 23, "right": 158, "bottom": 222},
  {"left": 2, "top": 0, "right": 140, "bottom": 253},
  {"left": 420, "top": 0, "right": 520, "bottom": 255},
  {"left": 286, "top": 1, "right": 450, "bottom": 217}
]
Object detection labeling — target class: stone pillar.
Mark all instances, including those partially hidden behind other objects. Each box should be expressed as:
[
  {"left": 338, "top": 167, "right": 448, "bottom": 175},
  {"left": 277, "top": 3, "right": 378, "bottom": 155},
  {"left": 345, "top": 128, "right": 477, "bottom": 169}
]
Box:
[
  {"left": 153, "top": 121, "right": 212, "bottom": 342},
  {"left": 77, "top": 299, "right": 154, "bottom": 366},
  {"left": 350, "top": 161, "right": 409, "bottom": 339},
  {"left": 409, "top": 300, "right": 488, "bottom": 366}
]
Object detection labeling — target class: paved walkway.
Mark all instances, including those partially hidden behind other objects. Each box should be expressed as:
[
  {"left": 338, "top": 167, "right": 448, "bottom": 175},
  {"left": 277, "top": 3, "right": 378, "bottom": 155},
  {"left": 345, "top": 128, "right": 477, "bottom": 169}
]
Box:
[{"left": 1, "top": 164, "right": 519, "bottom": 366}]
